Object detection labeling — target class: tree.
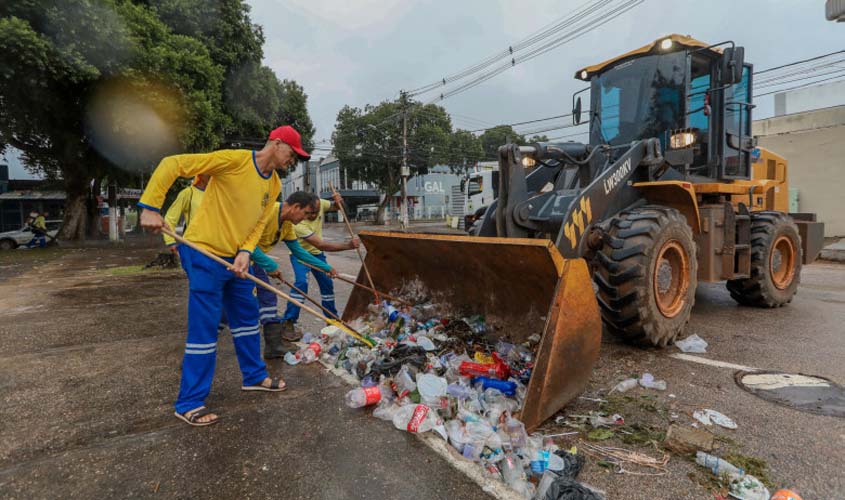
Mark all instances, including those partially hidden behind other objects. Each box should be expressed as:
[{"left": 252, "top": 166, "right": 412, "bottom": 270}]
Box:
[
  {"left": 0, "top": 1, "right": 229, "bottom": 239},
  {"left": 332, "top": 98, "right": 454, "bottom": 223},
  {"left": 445, "top": 129, "right": 485, "bottom": 174},
  {"left": 528, "top": 134, "right": 550, "bottom": 143},
  {"left": 0, "top": 0, "right": 313, "bottom": 239},
  {"left": 478, "top": 125, "right": 526, "bottom": 159}
]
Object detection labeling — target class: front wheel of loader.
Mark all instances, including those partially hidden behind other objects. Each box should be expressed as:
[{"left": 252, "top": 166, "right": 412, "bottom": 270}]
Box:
[
  {"left": 726, "top": 212, "right": 802, "bottom": 308},
  {"left": 594, "top": 206, "right": 698, "bottom": 347}
]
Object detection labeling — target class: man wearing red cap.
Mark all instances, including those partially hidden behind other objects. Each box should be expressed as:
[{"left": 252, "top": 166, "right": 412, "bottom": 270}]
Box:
[{"left": 139, "top": 125, "right": 310, "bottom": 427}]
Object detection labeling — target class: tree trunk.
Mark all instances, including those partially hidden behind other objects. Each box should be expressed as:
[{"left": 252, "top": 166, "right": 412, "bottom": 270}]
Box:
[
  {"left": 375, "top": 195, "right": 391, "bottom": 225},
  {"left": 59, "top": 191, "right": 88, "bottom": 240},
  {"left": 58, "top": 174, "right": 91, "bottom": 241}
]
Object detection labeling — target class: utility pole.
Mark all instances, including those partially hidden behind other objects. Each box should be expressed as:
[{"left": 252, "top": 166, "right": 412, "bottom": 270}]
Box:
[{"left": 400, "top": 91, "right": 410, "bottom": 230}]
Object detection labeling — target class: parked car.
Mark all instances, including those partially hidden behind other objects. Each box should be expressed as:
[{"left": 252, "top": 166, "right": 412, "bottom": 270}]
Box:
[{"left": 0, "top": 220, "right": 62, "bottom": 250}]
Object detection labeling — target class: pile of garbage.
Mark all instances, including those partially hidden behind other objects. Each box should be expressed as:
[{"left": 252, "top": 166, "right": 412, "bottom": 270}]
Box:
[{"left": 284, "top": 298, "right": 601, "bottom": 499}]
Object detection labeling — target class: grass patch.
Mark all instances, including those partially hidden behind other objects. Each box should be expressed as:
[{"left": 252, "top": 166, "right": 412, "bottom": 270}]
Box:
[
  {"left": 102, "top": 265, "right": 146, "bottom": 276},
  {"left": 618, "top": 424, "right": 665, "bottom": 445},
  {"left": 723, "top": 453, "right": 773, "bottom": 490}
]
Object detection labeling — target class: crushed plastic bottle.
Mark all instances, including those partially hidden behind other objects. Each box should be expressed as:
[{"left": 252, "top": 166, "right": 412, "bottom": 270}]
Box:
[
  {"left": 696, "top": 451, "right": 744, "bottom": 477},
  {"left": 473, "top": 377, "right": 517, "bottom": 396},
  {"left": 392, "top": 404, "right": 442, "bottom": 434},
  {"left": 345, "top": 386, "right": 382, "bottom": 408},
  {"left": 611, "top": 378, "right": 639, "bottom": 393}
]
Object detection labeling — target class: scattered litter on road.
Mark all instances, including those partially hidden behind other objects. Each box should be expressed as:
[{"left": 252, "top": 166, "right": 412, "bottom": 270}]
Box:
[
  {"left": 581, "top": 442, "right": 670, "bottom": 475},
  {"left": 675, "top": 334, "right": 708, "bottom": 353},
  {"left": 638, "top": 373, "right": 667, "bottom": 391},
  {"left": 770, "top": 489, "right": 803, "bottom": 500},
  {"left": 611, "top": 378, "right": 638, "bottom": 393},
  {"left": 696, "top": 452, "right": 770, "bottom": 500},
  {"left": 693, "top": 409, "right": 738, "bottom": 429}
]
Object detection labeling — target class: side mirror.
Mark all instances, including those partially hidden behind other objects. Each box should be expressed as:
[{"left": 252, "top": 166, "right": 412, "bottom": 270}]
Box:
[
  {"left": 720, "top": 46, "right": 745, "bottom": 85},
  {"left": 732, "top": 46, "right": 745, "bottom": 84},
  {"left": 720, "top": 47, "right": 734, "bottom": 84},
  {"left": 573, "top": 96, "right": 582, "bottom": 125}
]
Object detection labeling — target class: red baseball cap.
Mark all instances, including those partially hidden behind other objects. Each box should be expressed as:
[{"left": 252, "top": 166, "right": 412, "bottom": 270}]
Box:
[{"left": 268, "top": 125, "right": 311, "bottom": 161}]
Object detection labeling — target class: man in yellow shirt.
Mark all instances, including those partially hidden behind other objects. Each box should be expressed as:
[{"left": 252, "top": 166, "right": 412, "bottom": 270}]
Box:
[
  {"left": 249, "top": 191, "right": 338, "bottom": 358},
  {"left": 139, "top": 125, "right": 309, "bottom": 427},
  {"left": 279, "top": 191, "right": 359, "bottom": 338}
]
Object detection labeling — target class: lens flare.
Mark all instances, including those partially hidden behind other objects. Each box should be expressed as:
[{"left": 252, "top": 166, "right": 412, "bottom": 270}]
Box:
[{"left": 85, "top": 77, "right": 187, "bottom": 171}]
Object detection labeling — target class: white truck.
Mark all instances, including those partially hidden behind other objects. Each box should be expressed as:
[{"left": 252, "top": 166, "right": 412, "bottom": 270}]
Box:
[{"left": 458, "top": 162, "right": 499, "bottom": 231}]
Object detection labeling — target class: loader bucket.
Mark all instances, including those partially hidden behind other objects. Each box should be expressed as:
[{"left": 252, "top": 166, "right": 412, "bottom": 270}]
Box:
[{"left": 341, "top": 231, "right": 601, "bottom": 431}]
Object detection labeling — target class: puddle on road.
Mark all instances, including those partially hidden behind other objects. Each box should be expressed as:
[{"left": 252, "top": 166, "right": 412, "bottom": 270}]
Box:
[{"left": 736, "top": 371, "right": 845, "bottom": 417}]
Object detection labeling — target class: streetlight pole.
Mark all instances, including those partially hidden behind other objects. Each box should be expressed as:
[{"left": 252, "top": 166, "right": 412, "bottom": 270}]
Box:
[{"left": 400, "top": 91, "right": 410, "bottom": 230}]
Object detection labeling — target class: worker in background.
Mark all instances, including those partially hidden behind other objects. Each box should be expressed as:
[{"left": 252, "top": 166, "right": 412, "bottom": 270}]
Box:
[
  {"left": 250, "top": 191, "right": 339, "bottom": 359},
  {"left": 163, "top": 174, "right": 210, "bottom": 271},
  {"left": 278, "top": 191, "right": 359, "bottom": 340},
  {"left": 138, "top": 125, "right": 308, "bottom": 427},
  {"left": 24, "top": 211, "right": 47, "bottom": 248}
]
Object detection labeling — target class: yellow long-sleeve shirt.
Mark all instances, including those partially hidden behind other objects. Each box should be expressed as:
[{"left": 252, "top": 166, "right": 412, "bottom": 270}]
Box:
[
  {"left": 162, "top": 185, "right": 206, "bottom": 246},
  {"left": 139, "top": 150, "right": 280, "bottom": 257},
  {"left": 257, "top": 202, "right": 297, "bottom": 253}
]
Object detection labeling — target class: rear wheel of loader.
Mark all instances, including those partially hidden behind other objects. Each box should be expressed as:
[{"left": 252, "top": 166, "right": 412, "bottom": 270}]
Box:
[
  {"left": 726, "top": 212, "right": 802, "bottom": 307},
  {"left": 594, "top": 206, "right": 697, "bottom": 347}
]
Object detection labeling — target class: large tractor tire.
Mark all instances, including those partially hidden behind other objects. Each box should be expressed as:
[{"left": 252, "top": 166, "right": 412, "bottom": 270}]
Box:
[
  {"left": 594, "top": 206, "right": 697, "bottom": 346},
  {"left": 726, "top": 211, "right": 802, "bottom": 307}
]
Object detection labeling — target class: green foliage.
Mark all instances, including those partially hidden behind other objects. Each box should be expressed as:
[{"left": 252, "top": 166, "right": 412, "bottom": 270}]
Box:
[
  {"left": 0, "top": 0, "right": 314, "bottom": 239},
  {"left": 332, "top": 98, "right": 455, "bottom": 195},
  {"left": 446, "top": 129, "right": 485, "bottom": 173},
  {"left": 478, "top": 125, "right": 526, "bottom": 158},
  {"left": 529, "top": 134, "right": 550, "bottom": 142}
]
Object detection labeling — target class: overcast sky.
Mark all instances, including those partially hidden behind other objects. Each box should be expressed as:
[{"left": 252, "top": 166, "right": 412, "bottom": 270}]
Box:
[
  {"left": 250, "top": 0, "right": 843, "bottom": 160},
  {"left": 6, "top": 0, "right": 842, "bottom": 179}
]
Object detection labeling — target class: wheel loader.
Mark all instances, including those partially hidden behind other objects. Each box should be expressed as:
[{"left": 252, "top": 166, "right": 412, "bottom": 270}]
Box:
[{"left": 342, "top": 35, "right": 826, "bottom": 430}]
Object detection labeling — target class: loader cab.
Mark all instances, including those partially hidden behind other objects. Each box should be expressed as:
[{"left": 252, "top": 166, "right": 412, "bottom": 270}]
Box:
[{"left": 575, "top": 35, "right": 753, "bottom": 181}]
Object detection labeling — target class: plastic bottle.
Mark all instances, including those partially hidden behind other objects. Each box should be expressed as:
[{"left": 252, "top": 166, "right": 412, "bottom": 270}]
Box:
[
  {"left": 345, "top": 386, "right": 382, "bottom": 408},
  {"left": 499, "top": 452, "right": 523, "bottom": 486},
  {"left": 696, "top": 451, "right": 744, "bottom": 478},
  {"left": 383, "top": 301, "right": 399, "bottom": 322},
  {"left": 298, "top": 342, "right": 322, "bottom": 364},
  {"left": 391, "top": 404, "right": 441, "bottom": 433},
  {"left": 459, "top": 353, "right": 510, "bottom": 380},
  {"left": 612, "top": 378, "right": 639, "bottom": 393},
  {"left": 473, "top": 377, "right": 517, "bottom": 396},
  {"left": 504, "top": 416, "right": 528, "bottom": 449}
]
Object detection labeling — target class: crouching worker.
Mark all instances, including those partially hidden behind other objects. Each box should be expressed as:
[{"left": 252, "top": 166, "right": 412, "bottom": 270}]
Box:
[
  {"left": 138, "top": 125, "right": 309, "bottom": 427},
  {"left": 279, "top": 190, "right": 359, "bottom": 338},
  {"left": 250, "top": 191, "right": 338, "bottom": 359}
]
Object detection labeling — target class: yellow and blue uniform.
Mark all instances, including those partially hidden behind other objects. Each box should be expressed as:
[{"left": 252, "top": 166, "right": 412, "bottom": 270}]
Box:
[
  {"left": 138, "top": 149, "right": 279, "bottom": 414},
  {"left": 282, "top": 199, "right": 337, "bottom": 323},
  {"left": 25, "top": 215, "right": 48, "bottom": 248},
  {"left": 162, "top": 184, "right": 206, "bottom": 248},
  {"left": 250, "top": 202, "right": 333, "bottom": 325}
]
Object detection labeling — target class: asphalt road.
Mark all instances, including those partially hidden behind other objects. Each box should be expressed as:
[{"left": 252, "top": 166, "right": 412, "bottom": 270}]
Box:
[{"left": 1, "top": 223, "right": 843, "bottom": 499}]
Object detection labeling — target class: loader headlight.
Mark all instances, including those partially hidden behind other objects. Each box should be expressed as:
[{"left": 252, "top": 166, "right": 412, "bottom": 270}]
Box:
[
  {"left": 660, "top": 38, "right": 674, "bottom": 51},
  {"left": 522, "top": 156, "right": 536, "bottom": 168},
  {"left": 669, "top": 131, "right": 697, "bottom": 149}
]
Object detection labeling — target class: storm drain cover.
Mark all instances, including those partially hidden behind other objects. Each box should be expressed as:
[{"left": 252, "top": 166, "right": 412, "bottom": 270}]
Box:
[{"left": 736, "top": 371, "right": 845, "bottom": 417}]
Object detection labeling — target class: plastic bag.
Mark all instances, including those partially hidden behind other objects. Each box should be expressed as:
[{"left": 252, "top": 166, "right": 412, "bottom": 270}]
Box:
[{"left": 675, "top": 334, "right": 708, "bottom": 353}]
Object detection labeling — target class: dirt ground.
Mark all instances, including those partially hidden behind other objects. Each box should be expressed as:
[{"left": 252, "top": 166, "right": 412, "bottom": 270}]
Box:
[{"left": 1, "top": 224, "right": 844, "bottom": 499}]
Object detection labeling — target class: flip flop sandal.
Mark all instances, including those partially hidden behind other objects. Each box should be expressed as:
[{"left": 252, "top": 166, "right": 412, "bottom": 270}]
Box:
[
  {"left": 174, "top": 406, "right": 219, "bottom": 427},
  {"left": 242, "top": 377, "right": 286, "bottom": 392}
]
